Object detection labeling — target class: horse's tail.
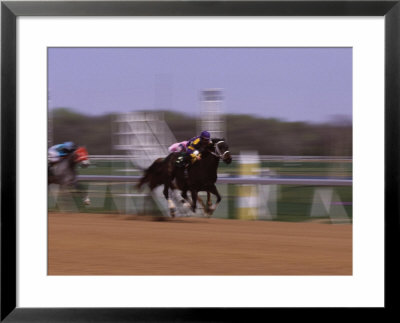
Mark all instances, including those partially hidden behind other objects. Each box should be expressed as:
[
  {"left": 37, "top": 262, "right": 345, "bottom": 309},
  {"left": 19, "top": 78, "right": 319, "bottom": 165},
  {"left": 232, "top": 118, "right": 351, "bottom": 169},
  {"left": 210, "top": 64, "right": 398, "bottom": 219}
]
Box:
[{"left": 136, "top": 157, "right": 165, "bottom": 191}]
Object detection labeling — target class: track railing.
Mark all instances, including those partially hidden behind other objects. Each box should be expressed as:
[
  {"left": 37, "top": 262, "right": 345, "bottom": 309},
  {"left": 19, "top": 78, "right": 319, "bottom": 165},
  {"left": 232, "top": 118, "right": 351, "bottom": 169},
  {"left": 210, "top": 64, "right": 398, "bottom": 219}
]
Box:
[{"left": 77, "top": 175, "right": 352, "bottom": 186}]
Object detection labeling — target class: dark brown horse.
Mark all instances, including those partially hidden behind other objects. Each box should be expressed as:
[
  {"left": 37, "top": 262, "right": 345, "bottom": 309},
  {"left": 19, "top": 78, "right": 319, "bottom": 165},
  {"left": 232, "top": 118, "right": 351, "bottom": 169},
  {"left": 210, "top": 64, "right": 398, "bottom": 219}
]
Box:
[{"left": 137, "top": 138, "right": 232, "bottom": 217}]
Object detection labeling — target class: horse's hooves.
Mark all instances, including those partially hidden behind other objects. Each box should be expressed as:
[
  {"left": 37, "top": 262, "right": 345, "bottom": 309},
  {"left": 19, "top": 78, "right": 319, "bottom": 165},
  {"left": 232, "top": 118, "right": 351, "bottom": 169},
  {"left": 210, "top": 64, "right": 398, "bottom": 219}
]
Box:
[{"left": 170, "top": 208, "right": 176, "bottom": 218}]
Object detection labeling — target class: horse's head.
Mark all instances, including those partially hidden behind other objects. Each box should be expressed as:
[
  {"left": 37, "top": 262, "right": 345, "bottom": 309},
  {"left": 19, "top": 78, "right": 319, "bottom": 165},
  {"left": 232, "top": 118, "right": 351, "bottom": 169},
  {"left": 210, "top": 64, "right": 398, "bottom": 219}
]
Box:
[
  {"left": 211, "top": 138, "right": 232, "bottom": 164},
  {"left": 73, "top": 146, "right": 90, "bottom": 167}
]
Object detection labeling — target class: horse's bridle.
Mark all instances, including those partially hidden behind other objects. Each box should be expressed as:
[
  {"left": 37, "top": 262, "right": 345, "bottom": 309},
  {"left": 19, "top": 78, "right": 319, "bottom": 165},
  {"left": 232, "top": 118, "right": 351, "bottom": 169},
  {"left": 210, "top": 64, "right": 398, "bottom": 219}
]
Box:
[{"left": 210, "top": 141, "right": 230, "bottom": 160}]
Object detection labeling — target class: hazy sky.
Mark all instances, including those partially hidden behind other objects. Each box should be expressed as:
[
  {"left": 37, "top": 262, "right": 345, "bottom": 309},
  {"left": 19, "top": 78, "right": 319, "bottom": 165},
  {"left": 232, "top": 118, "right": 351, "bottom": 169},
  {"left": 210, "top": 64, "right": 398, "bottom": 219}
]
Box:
[{"left": 48, "top": 47, "right": 352, "bottom": 123}]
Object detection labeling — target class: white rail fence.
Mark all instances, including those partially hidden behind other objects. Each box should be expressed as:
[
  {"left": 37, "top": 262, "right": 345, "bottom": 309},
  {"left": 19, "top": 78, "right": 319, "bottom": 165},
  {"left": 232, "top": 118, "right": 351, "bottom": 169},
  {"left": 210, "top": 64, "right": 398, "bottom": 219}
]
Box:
[
  {"left": 77, "top": 175, "right": 352, "bottom": 186},
  {"left": 69, "top": 175, "right": 352, "bottom": 223},
  {"left": 89, "top": 155, "right": 352, "bottom": 162},
  {"left": 49, "top": 174, "right": 352, "bottom": 222}
]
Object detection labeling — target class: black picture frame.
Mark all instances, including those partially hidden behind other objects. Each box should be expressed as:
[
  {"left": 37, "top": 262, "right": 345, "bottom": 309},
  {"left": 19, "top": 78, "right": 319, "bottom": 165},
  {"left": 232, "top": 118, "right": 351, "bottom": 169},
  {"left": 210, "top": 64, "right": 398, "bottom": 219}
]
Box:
[{"left": 1, "top": 0, "right": 399, "bottom": 321}]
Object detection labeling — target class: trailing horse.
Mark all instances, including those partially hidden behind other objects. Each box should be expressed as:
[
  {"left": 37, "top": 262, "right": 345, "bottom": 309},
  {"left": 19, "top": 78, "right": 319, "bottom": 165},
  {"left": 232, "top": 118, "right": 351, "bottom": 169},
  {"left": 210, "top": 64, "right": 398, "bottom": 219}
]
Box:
[
  {"left": 48, "top": 146, "right": 91, "bottom": 206},
  {"left": 137, "top": 138, "right": 232, "bottom": 217}
]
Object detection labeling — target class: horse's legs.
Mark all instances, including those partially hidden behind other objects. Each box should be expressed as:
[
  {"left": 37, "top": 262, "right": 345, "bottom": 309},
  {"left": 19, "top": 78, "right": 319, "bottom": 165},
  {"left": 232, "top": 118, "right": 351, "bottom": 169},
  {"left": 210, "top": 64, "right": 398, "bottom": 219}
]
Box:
[
  {"left": 181, "top": 189, "right": 188, "bottom": 200},
  {"left": 206, "top": 192, "right": 212, "bottom": 213},
  {"left": 196, "top": 195, "right": 208, "bottom": 216},
  {"left": 163, "top": 180, "right": 176, "bottom": 217},
  {"left": 180, "top": 189, "right": 192, "bottom": 210},
  {"left": 207, "top": 185, "right": 221, "bottom": 217},
  {"left": 73, "top": 181, "right": 90, "bottom": 206},
  {"left": 190, "top": 190, "right": 198, "bottom": 213}
]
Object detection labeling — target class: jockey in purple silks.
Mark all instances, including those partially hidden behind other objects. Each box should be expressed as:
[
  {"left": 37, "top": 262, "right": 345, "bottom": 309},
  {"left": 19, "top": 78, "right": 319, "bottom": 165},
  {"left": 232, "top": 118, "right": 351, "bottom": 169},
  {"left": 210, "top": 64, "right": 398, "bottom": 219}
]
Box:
[{"left": 175, "top": 131, "right": 211, "bottom": 172}]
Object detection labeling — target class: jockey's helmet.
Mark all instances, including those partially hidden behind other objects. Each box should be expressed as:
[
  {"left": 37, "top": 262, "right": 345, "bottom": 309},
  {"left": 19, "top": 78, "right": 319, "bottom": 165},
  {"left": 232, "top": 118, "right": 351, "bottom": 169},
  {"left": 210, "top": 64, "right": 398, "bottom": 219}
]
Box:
[
  {"left": 63, "top": 141, "right": 76, "bottom": 151},
  {"left": 200, "top": 131, "right": 210, "bottom": 140}
]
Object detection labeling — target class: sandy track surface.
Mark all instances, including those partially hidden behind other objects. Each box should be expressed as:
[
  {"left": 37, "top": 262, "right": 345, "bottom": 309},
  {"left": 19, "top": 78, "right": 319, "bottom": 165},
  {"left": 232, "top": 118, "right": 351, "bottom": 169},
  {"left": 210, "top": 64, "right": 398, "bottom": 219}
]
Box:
[{"left": 48, "top": 212, "right": 352, "bottom": 275}]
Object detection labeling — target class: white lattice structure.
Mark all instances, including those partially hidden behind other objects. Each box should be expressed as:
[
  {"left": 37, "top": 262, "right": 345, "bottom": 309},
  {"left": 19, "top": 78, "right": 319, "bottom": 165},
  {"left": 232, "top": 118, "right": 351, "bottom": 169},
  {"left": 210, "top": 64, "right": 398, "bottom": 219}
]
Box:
[
  {"left": 112, "top": 111, "right": 189, "bottom": 217},
  {"left": 113, "top": 111, "right": 176, "bottom": 169}
]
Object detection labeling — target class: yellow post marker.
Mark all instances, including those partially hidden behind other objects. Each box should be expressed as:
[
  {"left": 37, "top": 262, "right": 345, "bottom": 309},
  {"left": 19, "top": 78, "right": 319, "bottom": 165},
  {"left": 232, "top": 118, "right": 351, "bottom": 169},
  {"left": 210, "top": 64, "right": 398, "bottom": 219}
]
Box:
[{"left": 237, "top": 151, "right": 260, "bottom": 220}]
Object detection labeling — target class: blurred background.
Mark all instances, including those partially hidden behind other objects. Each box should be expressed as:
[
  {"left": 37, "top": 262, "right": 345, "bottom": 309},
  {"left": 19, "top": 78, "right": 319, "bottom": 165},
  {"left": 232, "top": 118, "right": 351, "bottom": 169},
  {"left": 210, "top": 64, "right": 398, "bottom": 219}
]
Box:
[{"left": 48, "top": 48, "right": 352, "bottom": 223}]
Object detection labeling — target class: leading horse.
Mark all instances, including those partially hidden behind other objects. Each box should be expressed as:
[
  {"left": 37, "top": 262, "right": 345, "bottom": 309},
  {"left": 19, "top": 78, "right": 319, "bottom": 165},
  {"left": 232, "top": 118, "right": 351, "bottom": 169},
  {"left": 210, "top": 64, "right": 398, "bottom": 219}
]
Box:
[
  {"left": 48, "top": 146, "right": 91, "bottom": 206},
  {"left": 137, "top": 138, "right": 232, "bottom": 217}
]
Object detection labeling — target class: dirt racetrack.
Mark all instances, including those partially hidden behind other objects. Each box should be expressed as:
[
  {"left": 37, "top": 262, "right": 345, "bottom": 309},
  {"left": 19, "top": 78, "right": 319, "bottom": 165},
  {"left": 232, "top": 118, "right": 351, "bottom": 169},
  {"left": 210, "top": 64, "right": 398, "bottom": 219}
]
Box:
[{"left": 48, "top": 212, "right": 352, "bottom": 275}]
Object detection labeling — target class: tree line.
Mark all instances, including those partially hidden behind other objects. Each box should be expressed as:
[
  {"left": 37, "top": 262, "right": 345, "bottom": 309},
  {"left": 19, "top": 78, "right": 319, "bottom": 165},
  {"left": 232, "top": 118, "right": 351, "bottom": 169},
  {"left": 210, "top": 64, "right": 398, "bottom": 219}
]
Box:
[{"left": 50, "top": 108, "right": 352, "bottom": 156}]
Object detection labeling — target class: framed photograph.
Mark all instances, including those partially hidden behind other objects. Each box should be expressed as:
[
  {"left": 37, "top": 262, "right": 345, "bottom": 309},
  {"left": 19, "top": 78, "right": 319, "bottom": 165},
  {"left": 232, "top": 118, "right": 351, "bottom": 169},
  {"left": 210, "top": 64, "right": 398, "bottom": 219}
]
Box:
[{"left": 2, "top": 0, "right": 398, "bottom": 321}]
